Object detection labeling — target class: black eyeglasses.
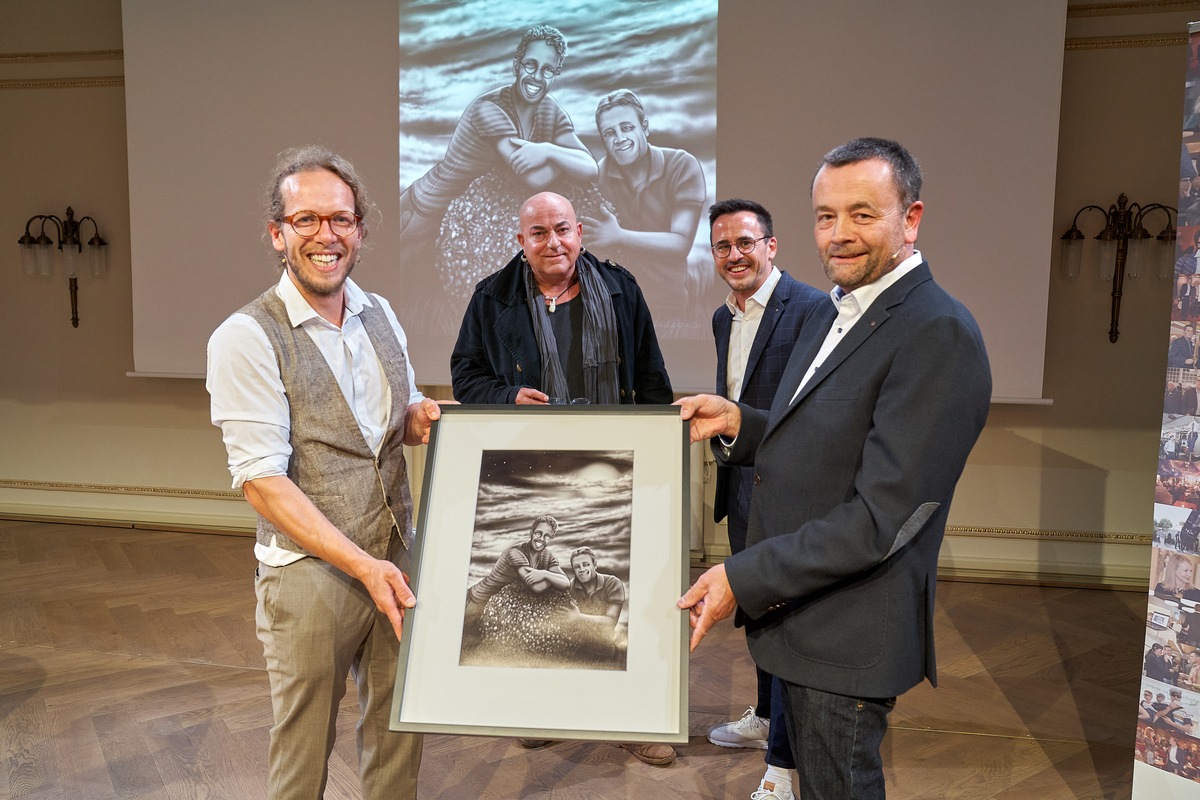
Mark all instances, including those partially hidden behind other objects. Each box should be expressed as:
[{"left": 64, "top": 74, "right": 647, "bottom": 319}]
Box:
[
  {"left": 518, "top": 59, "right": 559, "bottom": 80},
  {"left": 282, "top": 210, "right": 361, "bottom": 238},
  {"left": 711, "top": 236, "right": 769, "bottom": 258}
]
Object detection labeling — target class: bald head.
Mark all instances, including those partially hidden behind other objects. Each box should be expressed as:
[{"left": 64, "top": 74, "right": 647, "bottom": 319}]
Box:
[
  {"left": 520, "top": 192, "right": 575, "bottom": 227},
  {"left": 517, "top": 192, "right": 583, "bottom": 289}
]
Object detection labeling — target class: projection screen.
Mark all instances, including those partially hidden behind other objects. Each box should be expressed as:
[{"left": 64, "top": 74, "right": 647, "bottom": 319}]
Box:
[{"left": 123, "top": 0, "right": 1066, "bottom": 400}]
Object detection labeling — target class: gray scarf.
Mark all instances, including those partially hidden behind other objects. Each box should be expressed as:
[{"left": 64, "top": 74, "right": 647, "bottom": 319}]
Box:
[{"left": 522, "top": 249, "right": 621, "bottom": 403}]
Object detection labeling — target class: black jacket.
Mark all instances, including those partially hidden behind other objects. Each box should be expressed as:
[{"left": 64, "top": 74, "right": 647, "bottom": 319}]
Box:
[{"left": 450, "top": 250, "right": 673, "bottom": 404}]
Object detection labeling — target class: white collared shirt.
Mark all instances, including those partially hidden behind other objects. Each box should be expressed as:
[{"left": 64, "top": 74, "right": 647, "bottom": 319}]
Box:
[
  {"left": 725, "top": 266, "right": 783, "bottom": 400},
  {"left": 790, "top": 251, "right": 923, "bottom": 403}
]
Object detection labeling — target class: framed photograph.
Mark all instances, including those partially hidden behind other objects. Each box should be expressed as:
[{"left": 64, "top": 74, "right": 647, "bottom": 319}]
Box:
[{"left": 390, "top": 404, "right": 690, "bottom": 743}]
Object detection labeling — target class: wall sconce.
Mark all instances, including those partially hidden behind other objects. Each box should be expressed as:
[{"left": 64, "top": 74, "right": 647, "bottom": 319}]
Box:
[
  {"left": 1059, "top": 193, "right": 1176, "bottom": 343},
  {"left": 17, "top": 206, "right": 108, "bottom": 328}
]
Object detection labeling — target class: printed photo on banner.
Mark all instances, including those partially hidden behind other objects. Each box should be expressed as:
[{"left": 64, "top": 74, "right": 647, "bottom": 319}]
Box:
[{"left": 1153, "top": 503, "right": 1200, "bottom": 555}]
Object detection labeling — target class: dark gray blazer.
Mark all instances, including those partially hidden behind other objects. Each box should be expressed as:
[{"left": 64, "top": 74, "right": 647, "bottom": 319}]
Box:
[{"left": 718, "top": 262, "right": 991, "bottom": 699}]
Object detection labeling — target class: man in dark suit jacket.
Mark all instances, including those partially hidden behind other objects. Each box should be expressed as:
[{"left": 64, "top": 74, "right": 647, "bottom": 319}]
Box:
[
  {"left": 678, "top": 138, "right": 991, "bottom": 799},
  {"left": 705, "top": 197, "right": 824, "bottom": 800},
  {"left": 1184, "top": 377, "right": 1200, "bottom": 417},
  {"left": 1169, "top": 324, "right": 1196, "bottom": 369}
]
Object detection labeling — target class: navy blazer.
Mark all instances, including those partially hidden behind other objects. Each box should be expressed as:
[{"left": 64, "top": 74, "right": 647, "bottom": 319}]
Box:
[
  {"left": 712, "top": 270, "right": 826, "bottom": 553},
  {"left": 718, "top": 262, "right": 991, "bottom": 699}
]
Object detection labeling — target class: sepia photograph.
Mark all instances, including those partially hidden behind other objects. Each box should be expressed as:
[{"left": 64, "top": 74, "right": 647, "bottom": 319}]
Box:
[{"left": 460, "top": 449, "right": 634, "bottom": 671}]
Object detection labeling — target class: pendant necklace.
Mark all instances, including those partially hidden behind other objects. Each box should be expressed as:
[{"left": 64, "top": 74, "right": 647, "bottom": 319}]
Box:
[{"left": 545, "top": 278, "right": 576, "bottom": 313}]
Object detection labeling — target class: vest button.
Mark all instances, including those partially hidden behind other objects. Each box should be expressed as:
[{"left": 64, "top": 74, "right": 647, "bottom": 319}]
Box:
[{"left": 753, "top": 474, "right": 762, "bottom": 487}]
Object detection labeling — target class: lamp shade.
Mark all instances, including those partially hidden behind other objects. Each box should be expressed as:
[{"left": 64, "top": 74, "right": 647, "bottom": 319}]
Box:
[
  {"left": 1060, "top": 226, "right": 1084, "bottom": 279},
  {"left": 33, "top": 234, "right": 54, "bottom": 278},
  {"left": 1127, "top": 236, "right": 1149, "bottom": 278},
  {"left": 88, "top": 235, "right": 109, "bottom": 278},
  {"left": 1096, "top": 237, "right": 1117, "bottom": 282},
  {"left": 19, "top": 242, "right": 36, "bottom": 276},
  {"left": 61, "top": 243, "right": 79, "bottom": 278}
]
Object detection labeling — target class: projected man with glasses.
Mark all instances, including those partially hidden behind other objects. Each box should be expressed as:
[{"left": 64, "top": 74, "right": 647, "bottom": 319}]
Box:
[{"left": 398, "top": 24, "right": 597, "bottom": 263}]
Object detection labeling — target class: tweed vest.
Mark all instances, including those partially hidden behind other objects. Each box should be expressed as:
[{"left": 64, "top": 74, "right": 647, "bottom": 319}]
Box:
[{"left": 239, "top": 287, "right": 414, "bottom": 559}]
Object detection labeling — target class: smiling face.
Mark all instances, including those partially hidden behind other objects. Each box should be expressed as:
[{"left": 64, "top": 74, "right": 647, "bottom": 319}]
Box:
[
  {"left": 598, "top": 104, "right": 649, "bottom": 168},
  {"left": 529, "top": 521, "right": 555, "bottom": 551},
  {"left": 269, "top": 168, "right": 361, "bottom": 308},
  {"left": 812, "top": 158, "right": 923, "bottom": 293},
  {"left": 571, "top": 553, "right": 596, "bottom": 584},
  {"left": 1176, "top": 558, "right": 1195, "bottom": 588},
  {"left": 517, "top": 192, "right": 582, "bottom": 289},
  {"left": 712, "top": 210, "right": 776, "bottom": 309},
  {"left": 512, "top": 40, "right": 559, "bottom": 106}
]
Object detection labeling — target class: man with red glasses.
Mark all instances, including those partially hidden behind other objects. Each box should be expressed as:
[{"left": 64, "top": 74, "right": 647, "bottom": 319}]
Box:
[
  {"left": 207, "top": 146, "right": 440, "bottom": 799},
  {"left": 398, "top": 24, "right": 597, "bottom": 267}
]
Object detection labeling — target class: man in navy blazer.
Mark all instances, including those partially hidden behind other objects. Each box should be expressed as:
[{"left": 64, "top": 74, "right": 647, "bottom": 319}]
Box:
[
  {"left": 678, "top": 138, "right": 991, "bottom": 799},
  {"left": 706, "top": 197, "right": 824, "bottom": 800}
]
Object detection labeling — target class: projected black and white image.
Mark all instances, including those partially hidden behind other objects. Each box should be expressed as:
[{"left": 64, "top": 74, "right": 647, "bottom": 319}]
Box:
[
  {"left": 460, "top": 449, "right": 634, "bottom": 671},
  {"left": 398, "top": 0, "right": 717, "bottom": 339}
]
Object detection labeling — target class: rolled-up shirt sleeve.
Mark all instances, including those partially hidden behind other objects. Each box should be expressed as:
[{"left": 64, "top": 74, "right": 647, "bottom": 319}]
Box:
[{"left": 206, "top": 313, "right": 292, "bottom": 489}]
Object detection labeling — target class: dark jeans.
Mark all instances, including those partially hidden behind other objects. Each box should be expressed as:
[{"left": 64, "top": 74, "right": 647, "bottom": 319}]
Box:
[
  {"left": 734, "top": 519, "right": 796, "bottom": 770},
  {"left": 766, "top": 673, "right": 795, "bottom": 769},
  {"left": 778, "top": 680, "right": 895, "bottom": 800}
]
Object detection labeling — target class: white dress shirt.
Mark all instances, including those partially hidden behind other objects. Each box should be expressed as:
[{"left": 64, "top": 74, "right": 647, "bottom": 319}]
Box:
[
  {"left": 725, "top": 266, "right": 783, "bottom": 401},
  {"left": 791, "top": 251, "right": 924, "bottom": 403}
]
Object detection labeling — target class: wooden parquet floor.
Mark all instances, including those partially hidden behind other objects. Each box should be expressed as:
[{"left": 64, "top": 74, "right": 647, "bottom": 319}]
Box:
[{"left": 0, "top": 519, "right": 1146, "bottom": 799}]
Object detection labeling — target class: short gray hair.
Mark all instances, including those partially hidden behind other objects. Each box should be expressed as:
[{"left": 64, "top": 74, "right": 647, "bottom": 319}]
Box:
[{"left": 816, "top": 137, "right": 922, "bottom": 209}]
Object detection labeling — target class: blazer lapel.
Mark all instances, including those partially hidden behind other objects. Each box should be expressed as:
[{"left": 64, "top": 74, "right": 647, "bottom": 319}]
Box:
[
  {"left": 743, "top": 283, "right": 788, "bottom": 387},
  {"left": 766, "top": 264, "right": 932, "bottom": 435},
  {"left": 765, "top": 301, "right": 834, "bottom": 429},
  {"left": 714, "top": 308, "right": 732, "bottom": 395}
]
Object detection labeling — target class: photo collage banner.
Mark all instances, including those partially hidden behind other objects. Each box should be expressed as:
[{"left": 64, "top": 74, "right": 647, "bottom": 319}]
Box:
[{"left": 1135, "top": 23, "right": 1200, "bottom": 795}]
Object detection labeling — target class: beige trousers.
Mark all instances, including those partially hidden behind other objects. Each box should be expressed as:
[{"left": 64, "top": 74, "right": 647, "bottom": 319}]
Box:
[{"left": 255, "top": 553, "right": 421, "bottom": 799}]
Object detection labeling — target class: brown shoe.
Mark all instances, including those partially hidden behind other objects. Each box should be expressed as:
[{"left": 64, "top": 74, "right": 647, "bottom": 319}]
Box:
[{"left": 618, "top": 742, "right": 676, "bottom": 766}]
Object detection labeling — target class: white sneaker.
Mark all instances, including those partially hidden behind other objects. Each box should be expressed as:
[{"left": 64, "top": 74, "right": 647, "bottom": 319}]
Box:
[
  {"left": 750, "top": 780, "right": 793, "bottom": 800},
  {"left": 707, "top": 706, "right": 769, "bottom": 749}
]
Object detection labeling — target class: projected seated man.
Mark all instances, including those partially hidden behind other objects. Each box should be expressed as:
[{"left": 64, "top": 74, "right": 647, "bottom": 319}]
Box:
[
  {"left": 581, "top": 89, "right": 706, "bottom": 326},
  {"left": 398, "top": 25, "right": 596, "bottom": 261}
]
